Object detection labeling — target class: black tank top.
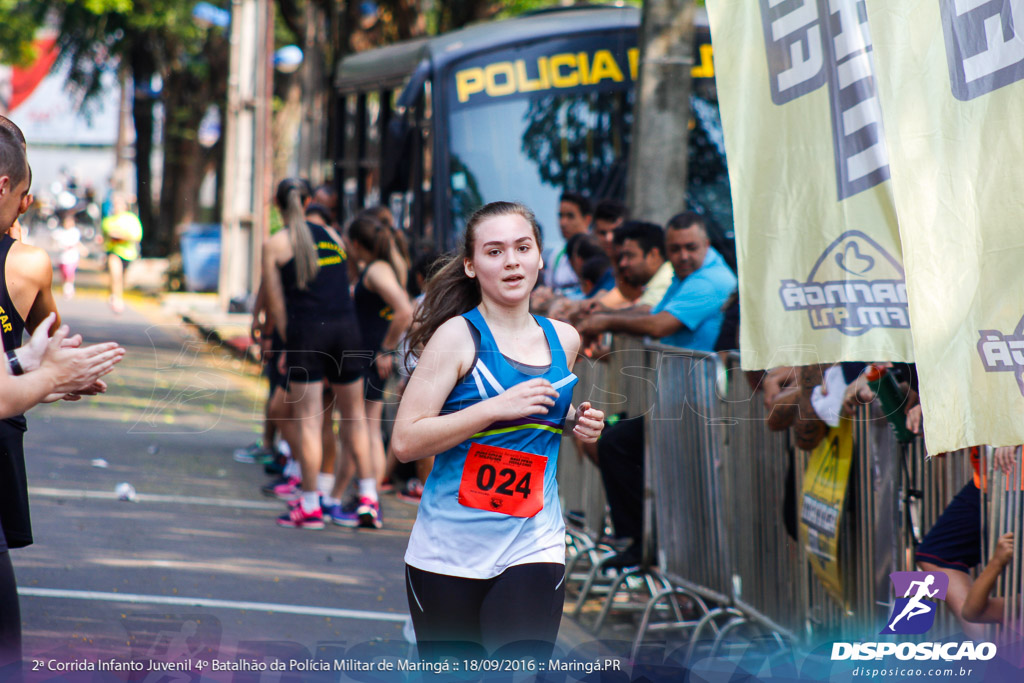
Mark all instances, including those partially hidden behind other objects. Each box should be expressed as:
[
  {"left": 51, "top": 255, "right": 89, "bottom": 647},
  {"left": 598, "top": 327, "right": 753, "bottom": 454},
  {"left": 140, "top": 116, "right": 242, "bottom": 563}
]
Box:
[
  {"left": 353, "top": 263, "right": 393, "bottom": 350},
  {"left": 279, "top": 222, "right": 355, "bottom": 323},
  {"left": 0, "top": 235, "right": 27, "bottom": 432},
  {"left": 0, "top": 234, "right": 30, "bottom": 551}
]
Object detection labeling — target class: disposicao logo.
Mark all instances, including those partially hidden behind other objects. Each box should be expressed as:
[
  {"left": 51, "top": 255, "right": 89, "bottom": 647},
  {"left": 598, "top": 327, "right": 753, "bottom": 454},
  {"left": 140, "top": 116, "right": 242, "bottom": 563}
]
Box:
[
  {"left": 831, "top": 571, "right": 998, "bottom": 664},
  {"left": 778, "top": 231, "right": 909, "bottom": 336},
  {"left": 881, "top": 571, "right": 948, "bottom": 635}
]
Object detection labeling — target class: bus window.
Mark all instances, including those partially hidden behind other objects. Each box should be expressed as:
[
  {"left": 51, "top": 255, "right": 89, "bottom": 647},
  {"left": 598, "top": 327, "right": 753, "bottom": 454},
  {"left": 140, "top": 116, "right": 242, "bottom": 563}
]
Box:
[
  {"left": 340, "top": 93, "right": 361, "bottom": 220},
  {"left": 364, "top": 91, "right": 381, "bottom": 207},
  {"left": 448, "top": 88, "right": 633, "bottom": 251}
]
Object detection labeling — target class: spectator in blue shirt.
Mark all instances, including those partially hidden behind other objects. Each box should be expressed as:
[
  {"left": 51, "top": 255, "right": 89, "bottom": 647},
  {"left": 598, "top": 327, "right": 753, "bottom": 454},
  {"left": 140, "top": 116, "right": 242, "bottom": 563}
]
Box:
[{"left": 575, "top": 211, "right": 737, "bottom": 569}]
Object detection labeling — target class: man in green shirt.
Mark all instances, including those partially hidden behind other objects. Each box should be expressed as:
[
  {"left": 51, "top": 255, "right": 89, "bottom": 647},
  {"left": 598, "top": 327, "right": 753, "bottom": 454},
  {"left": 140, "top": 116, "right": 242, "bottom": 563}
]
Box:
[{"left": 101, "top": 195, "right": 142, "bottom": 313}]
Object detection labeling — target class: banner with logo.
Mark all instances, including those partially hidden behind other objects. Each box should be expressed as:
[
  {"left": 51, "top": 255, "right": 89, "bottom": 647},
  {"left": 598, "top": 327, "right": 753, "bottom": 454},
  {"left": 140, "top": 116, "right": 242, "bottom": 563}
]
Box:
[
  {"left": 863, "top": 0, "right": 1024, "bottom": 453},
  {"left": 799, "top": 419, "right": 854, "bottom": 604},
  {"left": 706, "top": 1, "right": 914, "bottom": 371}
]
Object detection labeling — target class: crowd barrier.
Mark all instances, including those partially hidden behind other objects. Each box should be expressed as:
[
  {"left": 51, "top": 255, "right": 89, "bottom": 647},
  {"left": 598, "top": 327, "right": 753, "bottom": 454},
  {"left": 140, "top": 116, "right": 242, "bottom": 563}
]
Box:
[
  {"left": 984, "top": 451, "right": 1024, "bottom": 643},
  {"left": 557, "top": 335, "right": 1016, "bottom": 660}
]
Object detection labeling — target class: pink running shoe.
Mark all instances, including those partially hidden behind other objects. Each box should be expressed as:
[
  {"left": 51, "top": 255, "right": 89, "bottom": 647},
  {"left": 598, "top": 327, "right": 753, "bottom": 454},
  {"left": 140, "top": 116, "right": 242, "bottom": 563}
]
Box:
[
  {"left": 276, "top": 504, "right": 325, "bottom": 529},
  {"left": 356, "top": 497, "right": 383, "bottom": 529},
  {"left": 270, "top": 476, "right": 301, "bottom": 501}
]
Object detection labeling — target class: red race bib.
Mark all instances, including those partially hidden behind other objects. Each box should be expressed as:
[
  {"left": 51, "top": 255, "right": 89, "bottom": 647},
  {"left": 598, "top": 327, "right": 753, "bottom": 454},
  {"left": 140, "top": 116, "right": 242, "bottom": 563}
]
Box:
[{"left": 458, "top": 442, "right": 547, "bottom": 518}]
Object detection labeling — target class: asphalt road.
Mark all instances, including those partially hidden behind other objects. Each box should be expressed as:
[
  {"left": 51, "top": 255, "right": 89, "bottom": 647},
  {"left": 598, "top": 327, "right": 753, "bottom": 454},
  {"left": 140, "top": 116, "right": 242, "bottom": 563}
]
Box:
[{"left": 12, "top": 292, "right": 421, "bottom": 679}]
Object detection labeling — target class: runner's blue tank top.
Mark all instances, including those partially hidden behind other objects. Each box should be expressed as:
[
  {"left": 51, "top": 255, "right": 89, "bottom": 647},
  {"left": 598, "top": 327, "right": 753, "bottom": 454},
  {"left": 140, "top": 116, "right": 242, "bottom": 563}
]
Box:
[{"left": 404, "top": 306, "right": 578, "bottom": 579}]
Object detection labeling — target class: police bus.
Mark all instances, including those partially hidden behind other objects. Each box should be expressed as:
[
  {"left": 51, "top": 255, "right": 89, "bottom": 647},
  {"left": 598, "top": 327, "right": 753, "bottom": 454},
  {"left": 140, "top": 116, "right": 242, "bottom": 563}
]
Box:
[{"left": 333, "top": 4, "right": 731, "bottom": 260}]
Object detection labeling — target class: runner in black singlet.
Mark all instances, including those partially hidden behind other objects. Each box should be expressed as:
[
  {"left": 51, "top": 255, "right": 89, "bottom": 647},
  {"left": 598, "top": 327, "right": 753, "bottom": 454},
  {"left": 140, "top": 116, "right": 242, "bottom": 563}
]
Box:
[
  {"left": 0, "top": 232, "right": 29, "bottom": 674},
  {"left": 262, "top": 179, "right": 381, "bottom": 529},
  {"left": 0, "top": 126, "right": 126, "bottom": 675},
  {"left": 347, "top": 216, "right": 413, "bottom": 488}
]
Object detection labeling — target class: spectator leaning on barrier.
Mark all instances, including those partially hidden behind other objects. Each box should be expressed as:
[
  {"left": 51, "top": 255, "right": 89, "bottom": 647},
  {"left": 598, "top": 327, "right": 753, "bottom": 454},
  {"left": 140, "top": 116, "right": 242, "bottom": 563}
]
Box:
[
  {"left": 577, "top": 212, "right": 736, "bottom": 347},
  {"left": 542, "top": 192, "right": 592, "bottom": 293},
  {"left": 591, "top": 199, "right": 626, "bottom": 258},
  {"left": 605, "top": 220, "right": 674, "bottom": 312},
  {"left": 576, "top": 211, "right": 737, "bottom": 568}
]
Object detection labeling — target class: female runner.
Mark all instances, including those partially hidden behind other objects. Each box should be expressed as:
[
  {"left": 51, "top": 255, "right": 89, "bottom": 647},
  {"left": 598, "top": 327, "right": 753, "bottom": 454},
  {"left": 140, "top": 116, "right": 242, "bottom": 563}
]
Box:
[
  {"left": 262, "top": 179, "right": 379, "bottom": 529},
  {"left": 391, "top": 201, "right": 605, "bottom": 661},
  {"left": 345, "top": 216, "right": 413, "bottom": 487}
]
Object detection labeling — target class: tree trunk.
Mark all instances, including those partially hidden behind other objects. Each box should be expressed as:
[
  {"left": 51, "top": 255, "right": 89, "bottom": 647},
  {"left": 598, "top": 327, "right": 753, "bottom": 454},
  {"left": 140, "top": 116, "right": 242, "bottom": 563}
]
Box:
[
  {"left": 130, "top": 42, "right": 156, "bottom": 256},
  {"left": 274, "top": 76, "right": 303, "bottom": 182},
  {"left": 155, "top": 69, "right": 209, "bottom": 257},
  {"left": 625, "top": 0, "right": 696, "bottom": 224}
]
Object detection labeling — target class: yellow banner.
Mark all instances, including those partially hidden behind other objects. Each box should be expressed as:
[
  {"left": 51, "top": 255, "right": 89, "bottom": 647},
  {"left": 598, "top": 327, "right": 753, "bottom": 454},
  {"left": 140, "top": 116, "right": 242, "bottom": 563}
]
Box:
[
  {"left": 800, "top": 420, "right": 854, "bottom": 604},
  {"left": 706, "top": 0, "right": 914, "bottom": 371},
  {"left": 864, "top": 0, "right": 1024, "bottom": 452}
]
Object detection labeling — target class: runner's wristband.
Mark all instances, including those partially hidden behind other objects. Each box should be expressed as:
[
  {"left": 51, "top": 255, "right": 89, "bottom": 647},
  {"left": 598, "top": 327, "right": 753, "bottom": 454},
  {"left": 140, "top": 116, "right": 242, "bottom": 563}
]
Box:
[{"left": 6, "top": 350, "right": 24, "bottom": 376}]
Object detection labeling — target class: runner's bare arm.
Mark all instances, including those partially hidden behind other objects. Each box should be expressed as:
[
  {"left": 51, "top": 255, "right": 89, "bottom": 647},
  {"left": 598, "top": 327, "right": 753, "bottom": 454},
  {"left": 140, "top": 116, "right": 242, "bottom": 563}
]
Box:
[
  {"left": 365, "top": 260, "right": 414, "bottom": 353},
  {"left": 962, "top": 532, "right": 1014, "bottom": 623},
  {"left": 578, "top": 310, "right": 682, "bottom": 340},
  {"left": 261, "top": 235, "right": 289, "bottom": 341},
  {"left": 543, "top": 320, "right": 604, "bottom": 441},
  {"left": 392, "top": 318, "right": 559, "bottom": 462},
  {"left": 10, "top": 243, "right": 61, "bottom": 331}
]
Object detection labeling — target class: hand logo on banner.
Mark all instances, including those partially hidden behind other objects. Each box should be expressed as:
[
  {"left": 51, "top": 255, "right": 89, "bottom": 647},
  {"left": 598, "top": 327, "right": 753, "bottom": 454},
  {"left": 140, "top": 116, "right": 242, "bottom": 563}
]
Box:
[
  {"left": 835, "top": 241, "right": 875, "bottom": 276},
  {"left": 779, "top": 231, "right": 909, "bottom": 336}
]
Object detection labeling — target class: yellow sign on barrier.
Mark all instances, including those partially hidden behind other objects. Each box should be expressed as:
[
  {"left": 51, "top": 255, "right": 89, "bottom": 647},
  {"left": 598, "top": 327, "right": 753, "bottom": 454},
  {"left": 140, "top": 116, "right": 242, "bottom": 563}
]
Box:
[{"left": 800, "top": 419, "right": 854, "bottom": 604}]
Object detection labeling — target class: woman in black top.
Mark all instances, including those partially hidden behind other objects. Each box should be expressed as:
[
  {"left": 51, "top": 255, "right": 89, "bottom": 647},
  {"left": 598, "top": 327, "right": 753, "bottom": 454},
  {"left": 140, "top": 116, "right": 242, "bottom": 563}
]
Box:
[
  {"left": 262, "top": 179, "right": 380, "bottom": 529},
  {"left": 345, "top": 216, "right": 413, "bottom": 491}
]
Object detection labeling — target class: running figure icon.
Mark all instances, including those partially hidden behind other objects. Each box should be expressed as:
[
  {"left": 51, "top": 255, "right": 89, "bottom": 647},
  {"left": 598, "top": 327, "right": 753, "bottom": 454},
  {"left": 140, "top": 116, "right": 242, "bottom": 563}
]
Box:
[{"left": 888, "top": 575, "right": 939, "bottom": 631}]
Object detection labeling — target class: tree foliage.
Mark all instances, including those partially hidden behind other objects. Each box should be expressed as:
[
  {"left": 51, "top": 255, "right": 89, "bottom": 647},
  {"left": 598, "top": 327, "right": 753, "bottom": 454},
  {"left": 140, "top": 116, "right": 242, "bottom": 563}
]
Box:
[{"left": 0, "top": 0, "right": 229, "bottom": 257}]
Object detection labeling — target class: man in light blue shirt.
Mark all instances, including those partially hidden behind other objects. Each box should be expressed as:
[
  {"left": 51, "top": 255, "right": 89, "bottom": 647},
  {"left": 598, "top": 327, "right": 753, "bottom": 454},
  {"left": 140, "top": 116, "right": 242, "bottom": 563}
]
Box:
[
  {"left": 578, "top": 211, "right": 736, "bottom": 351},
  {"left": 575, "top": 211, "right": 737, "bottom": 570}
]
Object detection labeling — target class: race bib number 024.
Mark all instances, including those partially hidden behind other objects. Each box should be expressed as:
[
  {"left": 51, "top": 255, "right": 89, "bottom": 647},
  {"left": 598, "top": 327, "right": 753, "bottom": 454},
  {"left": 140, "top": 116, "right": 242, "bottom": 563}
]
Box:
[{"left": 458, "top": 443, "right": 546, "bottom": 518}]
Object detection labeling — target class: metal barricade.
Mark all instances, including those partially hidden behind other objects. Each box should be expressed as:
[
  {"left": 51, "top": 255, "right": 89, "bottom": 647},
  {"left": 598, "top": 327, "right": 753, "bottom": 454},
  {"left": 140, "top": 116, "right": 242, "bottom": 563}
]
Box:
[
  {"left": 617, "top": 344, "right": 733, "bottom": 656},
  {"left": 982, "top": 447, "right": 1023, "bottom": 643},
  {"left": 563, "top": 335, "right": 999, "bottom": 658},
  {"left": 717, "top": 353, "right": 808, "bottom": 644},
  {"left": 899, "top": 441, "right": 977, "bottom": 637},
  {"left": 565, "top": 335, "right": 667, "bottom": 626},
  {"left": 560, "top": 335, "right": 657, "bottom": 614},
  {"left": 559, "top": 350, "right": 608, "bottom": 581},
  {"left": 645, "top": 344, "right": 731, "bottom": 602}
]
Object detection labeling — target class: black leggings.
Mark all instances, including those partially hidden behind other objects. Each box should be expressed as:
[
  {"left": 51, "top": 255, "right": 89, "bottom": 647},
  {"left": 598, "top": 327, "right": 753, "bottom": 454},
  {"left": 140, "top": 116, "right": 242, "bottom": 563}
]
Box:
[
  {"left": 0, "top": 552, "right": 21, "bottom": 678},
  {"left": 406, "top": 563, "right": 564, "bottom": 662}
]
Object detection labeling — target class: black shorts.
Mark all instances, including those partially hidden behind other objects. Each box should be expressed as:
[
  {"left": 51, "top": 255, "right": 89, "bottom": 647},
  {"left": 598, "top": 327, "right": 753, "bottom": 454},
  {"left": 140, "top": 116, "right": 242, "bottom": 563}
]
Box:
[
  {"left": 0, "top": 551, "right": 21, "bottom": 675},
  {"left": 0, "top": 423, "right": 31, "bottom": 552},
  {"left": 364, "top": 359, "right": 386, "bottom": 402},
  {"left": 263, "top": 331, "right": 289, "bottom": 394},
  {"left": 284, "top": 318, "right": 369, "bottom": 386},
  {"left": 106, "top": 252, "right": 132, "bottom": 270},
  {"left": 915, "top": 481, "right": 981, "bottom": 573}
]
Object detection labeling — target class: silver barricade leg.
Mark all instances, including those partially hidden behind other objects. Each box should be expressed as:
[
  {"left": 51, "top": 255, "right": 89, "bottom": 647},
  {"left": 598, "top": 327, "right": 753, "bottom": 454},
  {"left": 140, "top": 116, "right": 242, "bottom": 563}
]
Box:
[
  {"left": 567, "top": 335, "right": 658, "bottom": 624},
  {"left": 629, "top": 344, "right": 733, "bottom": 656}
]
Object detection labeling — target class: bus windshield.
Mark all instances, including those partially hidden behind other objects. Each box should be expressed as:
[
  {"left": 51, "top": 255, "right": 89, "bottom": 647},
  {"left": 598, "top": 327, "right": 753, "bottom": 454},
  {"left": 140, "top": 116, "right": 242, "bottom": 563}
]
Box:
[
  {"left": 448, "top": 88, "right": 733, "bottom": 258},
  {"left": 449, "top": 90, "right": 632, "bottom": 247},
  {"left": 443, "top": 32, "right": 732, "bottom": 256}
]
